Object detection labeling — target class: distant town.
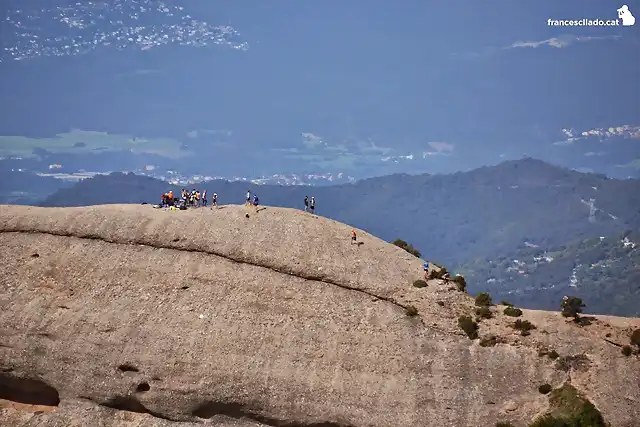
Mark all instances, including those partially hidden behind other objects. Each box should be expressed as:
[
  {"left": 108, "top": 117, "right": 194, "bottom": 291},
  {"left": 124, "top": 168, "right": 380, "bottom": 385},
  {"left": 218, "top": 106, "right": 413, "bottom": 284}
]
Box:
[{"left": 31, "top": 164, "right": 357, "bottom": 187}]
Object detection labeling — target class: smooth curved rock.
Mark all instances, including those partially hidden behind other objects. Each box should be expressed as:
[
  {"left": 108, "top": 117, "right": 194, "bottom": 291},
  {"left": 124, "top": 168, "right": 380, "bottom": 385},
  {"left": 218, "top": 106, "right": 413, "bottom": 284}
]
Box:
[{"left": 0, "top": 204, "right": 639, "bottom": 426}]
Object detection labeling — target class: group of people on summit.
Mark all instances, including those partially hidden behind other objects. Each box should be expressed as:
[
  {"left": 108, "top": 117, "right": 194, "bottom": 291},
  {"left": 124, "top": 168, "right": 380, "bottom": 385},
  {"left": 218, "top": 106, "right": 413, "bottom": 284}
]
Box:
[
  {"left": 155, "top": 188, "right": 379, "bottom": 248},
  {"left": 160, "top": 188, "right": 217, "bottom": 209},
  {"left": 159, "top": 188, "right": 324, "bottom": 217}
]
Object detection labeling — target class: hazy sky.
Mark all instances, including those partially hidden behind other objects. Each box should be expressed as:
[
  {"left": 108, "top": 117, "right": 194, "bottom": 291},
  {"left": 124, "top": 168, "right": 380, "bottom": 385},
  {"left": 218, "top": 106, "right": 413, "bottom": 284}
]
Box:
[{"left": 1, "top": 0, "right": 639, "bottom": 177}]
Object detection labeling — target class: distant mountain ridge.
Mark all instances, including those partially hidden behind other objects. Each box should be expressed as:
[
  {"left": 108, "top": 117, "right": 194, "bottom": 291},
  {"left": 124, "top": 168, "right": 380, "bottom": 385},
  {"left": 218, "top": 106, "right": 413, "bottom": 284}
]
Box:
[
  {"left": 0, "top": 170, "right": 74, "bottom": 205},
  {"left": 23, "top": 158, "right": 640, "bottom": 315}
]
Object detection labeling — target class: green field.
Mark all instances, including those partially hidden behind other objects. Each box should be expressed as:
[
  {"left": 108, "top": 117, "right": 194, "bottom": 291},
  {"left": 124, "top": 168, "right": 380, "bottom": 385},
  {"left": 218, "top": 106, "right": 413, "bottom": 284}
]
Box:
[{"left": 0, "top": 129, "right": 190, "bottom": 159}]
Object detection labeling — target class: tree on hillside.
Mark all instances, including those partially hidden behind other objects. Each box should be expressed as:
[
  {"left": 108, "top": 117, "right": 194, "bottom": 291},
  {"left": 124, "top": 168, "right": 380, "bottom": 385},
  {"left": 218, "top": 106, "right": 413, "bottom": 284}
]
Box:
[
  {"left": 561, "top": 296, "right": 585, "bottom": 320},
  {"left": 631, "top": 329, "right": 640, "bottom": 348},
  {"left": 392, "top": 239, "right": 421, "bottom": 258}
]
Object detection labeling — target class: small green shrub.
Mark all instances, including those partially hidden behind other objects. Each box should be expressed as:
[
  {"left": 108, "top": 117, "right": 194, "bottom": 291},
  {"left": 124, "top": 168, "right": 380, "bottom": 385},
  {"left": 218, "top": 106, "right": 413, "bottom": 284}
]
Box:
[
  {"left": 392, "top": 239, "right": 422, "bottom": 258},
  {"left": 405, "top": 305, "right": 418, "bottom": 317},
  {"left": 475, "top": 292, "right": 493, "bottom": 307},
  {"left": 451, "top": 275, "right": 467, "bottom": 292},
  {"left": 500, "top": 300, "right": 513, "bottom": 307},
  {"left": 538, "top": 384, "right": 552, "bottom": 394},
  {"left": 479, "top": 335, "right": 498, "bottom": 347},
  {"left": 529, "top": 414, "right": 568, "bottom": 427},
  {"left": 475, "top": 306, "right": 493, "bottom": 320},
  {"left": 530, "top": 384, "right": 605, "bottom": 427},
  {"left": 622, "top": 345, "right": 632, "bottom": 356},
  {"left": 412, "top": 279, "right": 428, "bottom": 288},
  {"left": 428, "top": 267, "right": 449, "bottom": 280},
  {"left": 631, "top": 328, "right": 640, "bottom": 347},
  {"left": 560, "top": 296, "right": 585, "bottom": 320},
  {"left": 513, "top": 319, "right": 536, "bottom": 336},
  {"left": 548, "top": 350, "right": 560, "bottom": 360},
  {"left": 458, "top": 315, "right": 478, "bottom": 340},
  {"left": 503, "top": 306, "right": 523, "bottom": 317}
]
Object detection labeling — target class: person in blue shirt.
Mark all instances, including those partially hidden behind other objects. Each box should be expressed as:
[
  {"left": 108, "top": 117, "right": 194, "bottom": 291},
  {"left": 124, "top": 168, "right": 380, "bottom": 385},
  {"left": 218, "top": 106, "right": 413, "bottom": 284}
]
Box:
[
  {"left": 423, "top": 262, "right": 429, "bottom": 280},
  {"left": 253, "top": 194, "right": 259, "bottom": 208}
]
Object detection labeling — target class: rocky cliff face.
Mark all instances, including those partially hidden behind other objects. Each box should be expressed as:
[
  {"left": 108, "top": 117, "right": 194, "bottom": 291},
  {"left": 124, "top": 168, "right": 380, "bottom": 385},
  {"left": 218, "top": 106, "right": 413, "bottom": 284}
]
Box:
[{"left": 0, "top": 204, "right": 639, "bottom": 427}]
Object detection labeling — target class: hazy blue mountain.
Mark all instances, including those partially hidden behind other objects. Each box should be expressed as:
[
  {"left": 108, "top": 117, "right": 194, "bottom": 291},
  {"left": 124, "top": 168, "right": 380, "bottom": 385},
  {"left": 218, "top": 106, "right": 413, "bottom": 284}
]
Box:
[
  {"left": 39, "top": 158, "right": 640, "bottom": 270},
  {"left": 459, "top": 231, "right": 640, "bottom": 317}
]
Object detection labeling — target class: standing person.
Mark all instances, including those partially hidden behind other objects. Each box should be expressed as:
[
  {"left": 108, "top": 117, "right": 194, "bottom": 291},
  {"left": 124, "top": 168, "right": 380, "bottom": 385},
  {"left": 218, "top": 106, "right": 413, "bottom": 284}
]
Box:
[
  {"left": 246, "top": 190, "right": 251, "bottom": 206},
  {"left": 304, "top": 196, "right": 309, "bottom": 212},
  {"left": 253, "top": 194, "right": 259, "bottom": 209},
  {"left": 310, "top": 196, "right": 315, "bottom": 214},
  {"left": 423, "top": 262, "right": 429, "bottom": 280},
  {"left": 202, "top": 189, "right": 207, "bottom": 207},
  {"left": 212, "top": 193, "right": 218, "bottom": 208},
  {"left": 351, "top": 229, "right": 357, "bottom": 245}
]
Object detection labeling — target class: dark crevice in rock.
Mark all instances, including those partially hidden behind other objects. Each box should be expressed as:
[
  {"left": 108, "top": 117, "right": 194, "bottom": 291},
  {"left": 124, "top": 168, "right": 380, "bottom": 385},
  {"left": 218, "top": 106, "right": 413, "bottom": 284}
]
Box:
[
  {"left": 603, "top": 337, "right": 623, "bottom": 348},
  {"left": 34, "top": 332, "right": 54, "bottom": 339},
  {"left": 102, "top": 395, "right": 149, "bottom": 414},
  {"left": 192, "top": 400, "right": 351, "bottom": 427},
  {"left": 117, "top": 363, "right": 139, "bottom": 373},
  {"left": 0, "top": 373, "right": 60, "bottom": 406},
  {"left": 89, "top": 395, "right": 347, "bottom": 426},
  {"left": 135, "top": 382, "right": 150, "bottom": 392},
  {"left": 95, "top": 395, "right": 178, "bottom": 422},
  {"left": 6, "top": 229, "right": 413, "bottom": 315}
]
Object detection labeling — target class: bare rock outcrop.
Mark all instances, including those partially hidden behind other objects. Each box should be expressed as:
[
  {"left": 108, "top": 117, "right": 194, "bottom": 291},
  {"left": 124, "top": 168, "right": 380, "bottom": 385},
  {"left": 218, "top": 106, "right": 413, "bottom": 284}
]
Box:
[{"left": 0, "top": 204, "right": 639, "bottom": 426}]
